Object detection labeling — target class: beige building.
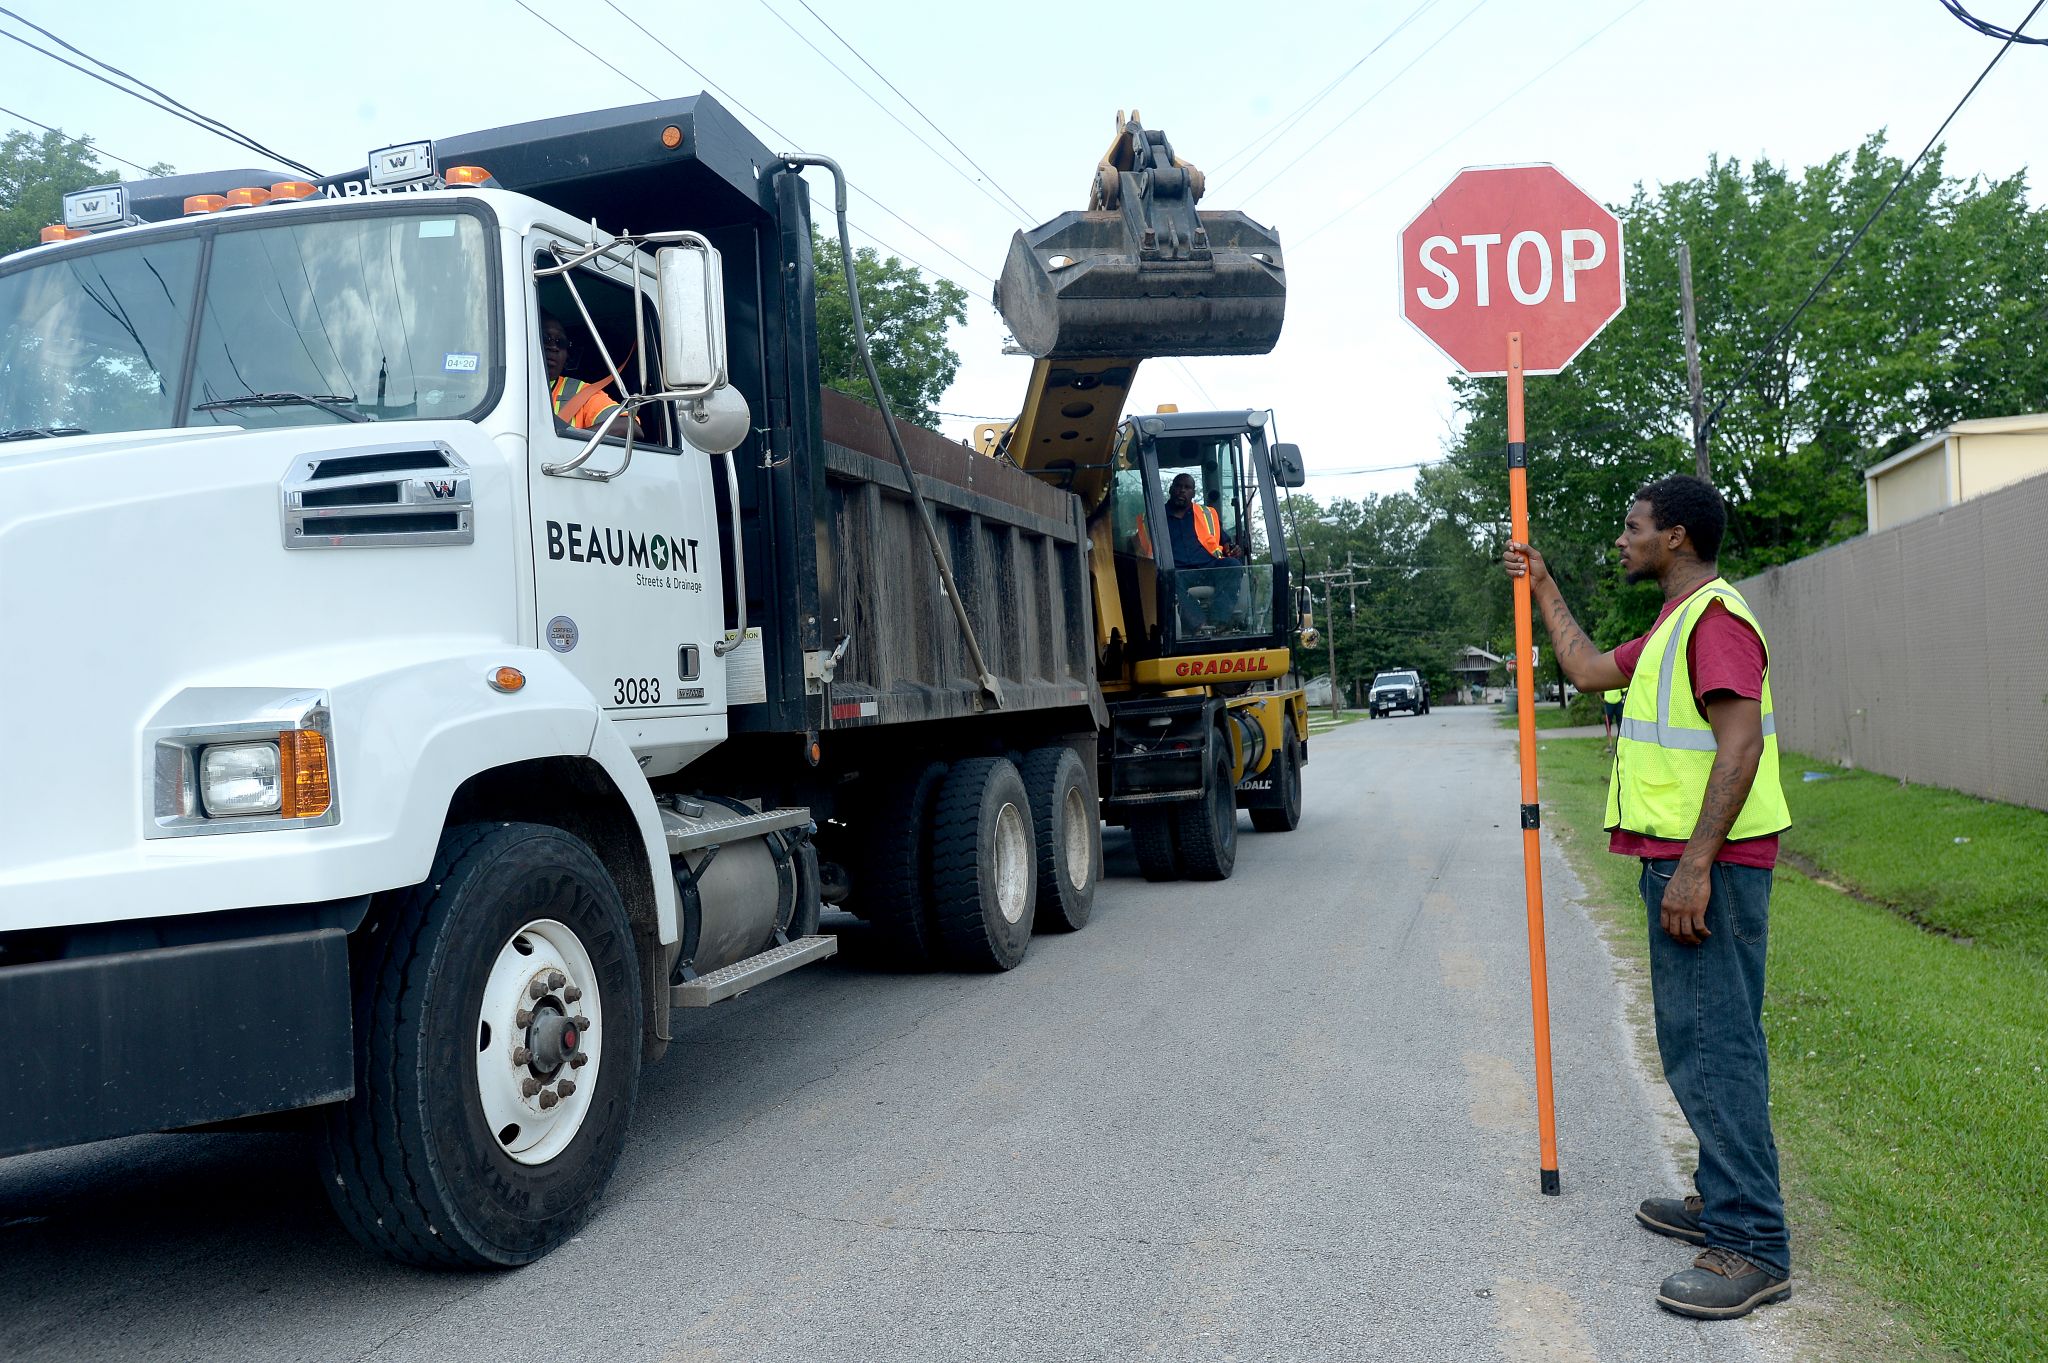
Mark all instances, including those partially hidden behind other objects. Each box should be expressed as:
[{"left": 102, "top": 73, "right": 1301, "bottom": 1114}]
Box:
[{"left": 1864, "top": 412, "right": 2048, "bottom": 532}]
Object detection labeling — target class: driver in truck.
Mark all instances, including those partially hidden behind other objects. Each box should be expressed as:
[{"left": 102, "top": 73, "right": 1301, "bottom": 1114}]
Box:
[{"left": 542, "top": 313, "right": 639, "bottom": 437}]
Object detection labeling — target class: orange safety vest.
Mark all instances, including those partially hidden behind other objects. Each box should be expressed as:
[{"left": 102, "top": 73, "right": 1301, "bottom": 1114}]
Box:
[
  {"left": 551, "top": 376, "right": 620, "bottom": 431},
  {"left": 1135, "top": 502, "right": 1224, "bottom": 559}
]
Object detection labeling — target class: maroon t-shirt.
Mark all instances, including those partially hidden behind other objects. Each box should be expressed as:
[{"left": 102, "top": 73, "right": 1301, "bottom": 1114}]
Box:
[{"left": 1608, "top": 587, "right": 1778, "bottom": 869}]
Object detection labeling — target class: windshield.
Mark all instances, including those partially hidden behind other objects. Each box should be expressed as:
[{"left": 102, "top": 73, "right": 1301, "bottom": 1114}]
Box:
[
  {"left": 0, "top": 237, "right": 201, "bottom": 435},
  {"left": 0, "top": 207, "right": 494, "bottom": 438}
]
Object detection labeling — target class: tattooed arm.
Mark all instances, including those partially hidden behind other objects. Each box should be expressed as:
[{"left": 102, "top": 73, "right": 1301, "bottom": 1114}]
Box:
[{"left": 1502, "top": 541, "right": 1627, "bottom": 692}]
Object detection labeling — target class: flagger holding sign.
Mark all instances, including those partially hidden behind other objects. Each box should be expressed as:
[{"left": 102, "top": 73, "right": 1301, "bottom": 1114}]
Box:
[{"left": 1400, "top": 163, "right": 1792, "bottom": 1323}]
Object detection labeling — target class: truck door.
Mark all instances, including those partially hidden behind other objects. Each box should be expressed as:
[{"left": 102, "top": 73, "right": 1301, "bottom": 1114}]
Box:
[{"left": 524, "top": 233, "right": 725, "bottom": 724}]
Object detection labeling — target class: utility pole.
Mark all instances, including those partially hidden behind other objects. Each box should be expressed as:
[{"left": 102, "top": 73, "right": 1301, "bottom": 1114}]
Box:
[
  {"left": 1678, "top": 241, "right": 1709, "bottom": 480},
  {"left": 1308, "top": 563, "right": 1362, "bottom": 720}
]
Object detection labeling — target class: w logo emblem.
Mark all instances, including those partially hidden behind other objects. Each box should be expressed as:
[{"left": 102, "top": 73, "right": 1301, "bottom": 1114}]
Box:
[{"left": 425, "top": 480, "right": 458, "bottom": 499}]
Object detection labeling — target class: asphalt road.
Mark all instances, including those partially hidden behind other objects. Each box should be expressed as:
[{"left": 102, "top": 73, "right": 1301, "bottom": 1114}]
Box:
[{"left": 6, "top": 707, "right": 1796, "bottom": 1362}]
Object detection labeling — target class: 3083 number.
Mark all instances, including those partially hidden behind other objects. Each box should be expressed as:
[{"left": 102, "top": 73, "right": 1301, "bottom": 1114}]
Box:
[{"left": 612, "top": 677, "right": 662, "bottom": 706}]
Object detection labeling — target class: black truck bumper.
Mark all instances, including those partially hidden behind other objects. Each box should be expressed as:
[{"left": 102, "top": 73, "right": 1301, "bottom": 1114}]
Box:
[{"left": 0, "top": 928, "right": 355, "bottom": 1158}]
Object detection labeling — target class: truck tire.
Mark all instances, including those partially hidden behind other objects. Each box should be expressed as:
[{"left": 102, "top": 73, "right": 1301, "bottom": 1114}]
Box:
[
  {"left": 1175, "top": 737, "right": 1239, "bottom": 880},
  {"left": 1128, "top": 809, "right": 1183, "bottom": 882},
  {"left": 316, "top": 822, "right": 643, "bottom": 1268},
  {"left": 1021, "top": 746, "right": 1097, "bottom": 932},
  {"left": 1249, "top": 717, "right": 1303, "bottom": 833},
  {"left": 929, "top": 757, "right": 1036, "bottom": 971},
  {"left": 858, "top": 761, "right": 947, "bottom": 966}
]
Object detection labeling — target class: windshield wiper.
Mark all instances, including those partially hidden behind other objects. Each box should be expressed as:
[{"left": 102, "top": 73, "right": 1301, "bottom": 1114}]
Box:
[
  {"left": 194, "top": 392, "right": 370, "bottom": 424},
  {"left": 1, "top": 426, "right": 90, "bottom": 442}
]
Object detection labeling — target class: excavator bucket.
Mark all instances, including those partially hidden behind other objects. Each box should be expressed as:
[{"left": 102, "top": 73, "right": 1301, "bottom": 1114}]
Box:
[
  {"left": 995, "top": 115, "right": 1286, "bottom": 360},
  {"left": 997, "top": 209, "right": 1286, "bottom": 359}
]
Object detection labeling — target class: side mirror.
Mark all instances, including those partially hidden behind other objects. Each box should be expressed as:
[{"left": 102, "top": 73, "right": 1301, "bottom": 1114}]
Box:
[
  {"left": 1296, "top": 586, "right": 1314, "bottom": 623},
  {"left": 656, "top": 242, "right": 728, "bottom": 393},
  {"left": 1271, "top": 441, "right": 1306, "bottom": 488}
]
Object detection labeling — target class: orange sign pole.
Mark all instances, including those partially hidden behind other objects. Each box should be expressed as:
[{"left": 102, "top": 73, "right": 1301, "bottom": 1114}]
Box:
[{"left": 1506, "top": 330, "right": 1562, "bottom": 1196}]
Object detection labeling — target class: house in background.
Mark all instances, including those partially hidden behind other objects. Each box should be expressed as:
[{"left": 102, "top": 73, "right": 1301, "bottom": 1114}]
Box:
[
  {"left": 1452, "top": 646, "right": 1503, "bottom": 703},
  {"left": 1864, "top": 412, "right": 2048, "bottom": 533}
]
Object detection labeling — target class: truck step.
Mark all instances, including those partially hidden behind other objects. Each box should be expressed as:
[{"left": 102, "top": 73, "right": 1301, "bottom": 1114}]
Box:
[
  {"left": 670, "top": 934, "right": 838, "bottom": 1008},
  {"left": 662, "top": 806, "right": 814, "bottom": 855}
]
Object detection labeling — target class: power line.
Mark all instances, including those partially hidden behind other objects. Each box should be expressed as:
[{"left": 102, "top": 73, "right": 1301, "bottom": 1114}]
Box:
[
  {"left": 1294, "top": 0, "right": 1655, "bottom": 249},
  {"left": 0, "top": 8, "right": 315, "bottom": 176},
  {"left": 513, "top": 0, "right": 657, "bottom": 97},
  {"left": 792, "top": 0, "right": 1039, "bottom": 222},
  {"left": 1700, "top": 0, "right": 2045, "bottom": 441},
  {"left": 526, "top": 0, "right": 995, "bottom": 296},
  {"left": 757, "top": 0, "right": 1032, "bottom": 226},
  {"left": 1236, "top": 0, "right": 1496, "bottom": 206},
  {"left": 585, "top": 0, "right": 996, "bottom": 293},
  {"left": 1171, "top": 358, "right": 1218, "bottom": 407},
  {"left": 1938, "top": 0, "right": 2048, "bottom": 43},
  {"left": 1209, "top": 0, "right": 1442, "bottom": 179},
  {"left": 0, "top": 103, "right": 159, "bottom": 174}
]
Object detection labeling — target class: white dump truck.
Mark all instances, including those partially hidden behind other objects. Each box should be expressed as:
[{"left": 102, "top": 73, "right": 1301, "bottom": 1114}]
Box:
[
  {"left": 0, "top": 86, "right": 1306, "bottom": 1267},
  {"left": 0, "top": 96, "right": 1125, "bottom": 1266}
]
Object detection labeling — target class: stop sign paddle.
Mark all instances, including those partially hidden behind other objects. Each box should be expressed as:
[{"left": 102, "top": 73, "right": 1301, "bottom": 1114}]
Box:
[
  {"left": 1399, "top": 163, "right": 1625, "bottom": 374},
  {"left": 1398, "top": 164, "right": 1627, "bottom": 1200}
]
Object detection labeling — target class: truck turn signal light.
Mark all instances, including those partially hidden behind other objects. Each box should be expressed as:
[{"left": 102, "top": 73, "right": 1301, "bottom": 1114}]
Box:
[
  {"left": 38, "top": 224, "right": 86, "bottom": 243},
  {"left": 183, "top": 194, "right": 226, "bottom": 215},
  {"left": 269, "top": 181, "right": 317, "bottom": 201},
  {"left": 223, "top": 187, "right": 273, "bottom": 209},
  {"left": 275, "top": 729, "right": 332, "bottom": 819},
  {"left": 443, "top": 165, "right": 493, "bottom": 186}
]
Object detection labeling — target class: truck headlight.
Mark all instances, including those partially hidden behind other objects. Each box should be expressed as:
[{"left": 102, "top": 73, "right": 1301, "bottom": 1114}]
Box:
[
  {"left": 147, "top": 690, "right": 338, "bottom": 837},
  {"left": 200, "top": 742, "right": 283, "bottom": 816}
]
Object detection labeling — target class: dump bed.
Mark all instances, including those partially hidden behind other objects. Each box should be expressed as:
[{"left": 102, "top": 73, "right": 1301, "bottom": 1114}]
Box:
[{"left": 804, "top": 389, "right": 1102, "bottom": 732}]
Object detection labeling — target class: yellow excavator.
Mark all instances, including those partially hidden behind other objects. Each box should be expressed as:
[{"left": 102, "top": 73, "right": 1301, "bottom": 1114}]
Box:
[{"left": 986, "top": 113, "right": 1313, "bottom": 881}]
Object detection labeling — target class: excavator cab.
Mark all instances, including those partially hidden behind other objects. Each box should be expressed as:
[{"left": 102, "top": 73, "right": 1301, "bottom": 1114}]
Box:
[{"left": 1109, "top": 410, "right": 1298, "bottom": 662}]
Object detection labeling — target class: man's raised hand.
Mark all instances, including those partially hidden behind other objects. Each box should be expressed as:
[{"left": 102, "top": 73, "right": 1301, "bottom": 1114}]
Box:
[{"left": 1503, "top": 540, "right": 1551, "bottom": 589}]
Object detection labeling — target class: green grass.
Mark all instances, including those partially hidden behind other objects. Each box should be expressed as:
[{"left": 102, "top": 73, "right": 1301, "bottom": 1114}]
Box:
[
  {"left": 1536, "top": 737, "right": 2048, "bottom": 1363},
  {"left": 1496, "top": 704, "right": 1593, "bottom": 730},
  {"left": 1780, "top": 757, "right": 2048, "bottom": 961},
  {"left": 1305, "top": 708, "right": 1367, "bottom": 730}
]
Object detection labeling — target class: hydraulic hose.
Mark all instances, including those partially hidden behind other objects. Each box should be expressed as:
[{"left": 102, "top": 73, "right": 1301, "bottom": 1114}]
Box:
[{"left": 779, "top": 152, "right": 1002, "bottom": 708}]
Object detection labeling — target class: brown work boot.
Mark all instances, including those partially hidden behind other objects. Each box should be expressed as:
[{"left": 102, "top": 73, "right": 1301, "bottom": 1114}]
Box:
[
  {"left": 1656, "top": 1246, "right": 1792, "bottom": 1320},
  {"left": 1635, "top": 1193, "right": 1705, "bottom": 1244}
]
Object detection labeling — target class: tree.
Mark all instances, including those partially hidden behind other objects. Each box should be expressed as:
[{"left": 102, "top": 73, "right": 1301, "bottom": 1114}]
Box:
[
  {"left": 1, "top": 127, "right": 167, "bottom": 257},
  {"left": 1281, "top": 487, "right": 1495, "bottom": 704},
  {"left": 811, "top": 229, "right": 968, "bottom": 428},
  {"left": 1422, "top": 133, "right": 2048, "bottom": 650}
]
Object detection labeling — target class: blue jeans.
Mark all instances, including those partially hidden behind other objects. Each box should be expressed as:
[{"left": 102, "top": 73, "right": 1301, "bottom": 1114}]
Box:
[{"left": 1640, "top": 858, "right": 1790, "bottom": 1279}]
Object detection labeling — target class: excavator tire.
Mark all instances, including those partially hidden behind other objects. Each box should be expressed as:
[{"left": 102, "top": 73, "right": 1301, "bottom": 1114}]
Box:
[
  {"left": 1249, "top": 717, "right": 1303, "bottom": 834},
  {"left": 1128, "top": 810, "right": 1182, "bottom": 882},
  {"left": 1174, "top": 738, "right": 1239, "bottom": 881}
]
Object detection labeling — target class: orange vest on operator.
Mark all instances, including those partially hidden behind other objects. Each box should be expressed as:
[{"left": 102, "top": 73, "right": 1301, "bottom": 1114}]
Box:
[
  {"left": 1134, "top": 503, "right": 1224, "bottom": 559},
  {"left": 551, "top": 376, "right": 621, "bottom": 431}
]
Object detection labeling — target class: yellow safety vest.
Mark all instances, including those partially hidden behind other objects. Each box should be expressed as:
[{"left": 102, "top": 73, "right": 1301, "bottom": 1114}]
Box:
[
  {"left": 1602, "top": 688, "right": 1623, "bottom": 704},
  {"left": 1603, "top": 578, "right": 1791, "bottom": 842}
]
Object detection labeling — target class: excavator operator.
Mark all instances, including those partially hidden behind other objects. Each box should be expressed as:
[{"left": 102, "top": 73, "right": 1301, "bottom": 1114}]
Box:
[{"left": 1138, "top": 472, "right": 1245, "bottom": 636}]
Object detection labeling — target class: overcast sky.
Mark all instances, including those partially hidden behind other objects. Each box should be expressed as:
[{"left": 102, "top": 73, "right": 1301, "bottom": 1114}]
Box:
[{"left": 6, "top": 0, "right": 2042, "bottom": 498}]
